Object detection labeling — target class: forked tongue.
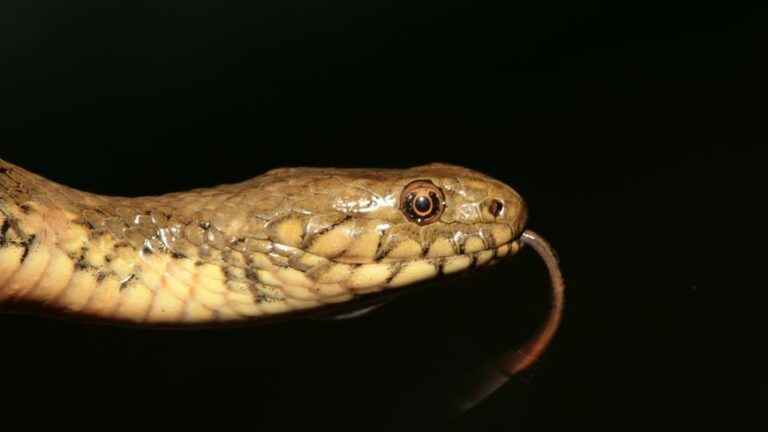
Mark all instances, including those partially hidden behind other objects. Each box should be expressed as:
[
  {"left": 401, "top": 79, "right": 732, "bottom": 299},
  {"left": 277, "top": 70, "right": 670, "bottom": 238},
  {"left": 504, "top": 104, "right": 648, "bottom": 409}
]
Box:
[{"left": 456, "top": 230, "right": 566, "bottom": 412}]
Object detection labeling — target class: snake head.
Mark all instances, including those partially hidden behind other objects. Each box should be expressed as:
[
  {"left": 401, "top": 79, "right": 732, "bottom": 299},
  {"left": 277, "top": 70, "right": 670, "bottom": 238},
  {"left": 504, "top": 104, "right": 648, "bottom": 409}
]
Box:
[
  {"left": 246, "top": 163, "right": 527, "bottom": 270},
  {"left": 395, "top": 162, "right": 528, "bottom": 235}
]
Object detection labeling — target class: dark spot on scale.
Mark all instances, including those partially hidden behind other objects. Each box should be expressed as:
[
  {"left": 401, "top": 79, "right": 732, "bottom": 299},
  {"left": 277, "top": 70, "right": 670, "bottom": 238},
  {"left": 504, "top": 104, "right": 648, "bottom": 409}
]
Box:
[
  {"left": 19, "top": 204, "right": 32, "bottom": 214},
  {"left": 302, "top": 215, "right": 352, "bottom": 249},
  {"left": 252, "top": 290, "right": 271, "bottom": 304},
  {"left": 245, "top": 268, "right": 260, "bottom": 282},
  {"left": 385, "top": 262, "right": 404, "bottom": 285},
  {"left": 0, "top": 167, "right": 8, "bottom": 174},
  {"left": 436, "top": 259, "right": 445, "bottom": 276},
  {"left": 1, "top": 219, "right": 11, "bottom": 237},
  {"left": 104, "top": 255, "right": 113, "bottom": 263},
  {"left": 458, "top": 241, "right": 466, "bottom": 255},
  {"left": 0, "top": 219, "right": 10, "bottom": 245},
  {"left": 120, "top": 274, "right": 136, "bottom": 291},
  {"left": 195, "top": 261, "right": 204, "bottom": 266},
  {"left": 97, "top": 273, "right": 107, "bottom": 283},
  {"left": 72, "top": 246, "right": 97, "bottom": 271},
  {"left": 142, "top": 245, "right": 153, "bottom": 255},
  {"left": 372, "top": 236, "right": 385, "bottom": 262},
  {"left": 171, "top": 251, "right": 187, "bottom": 259},
  {"left": 19, "top": 234, "right": 36, "bottom": 263},
  {"left": 75, "top": 258, "right": 90, "bottom": 271},
  {"left": 199, "top": 222, "right": 211, "bottom": 230},
  {"left": 114, "top": 242, "right": 132, "bottom": 250},
  {"left": 223, "top": 267, "right": 236, "bottom": 281},
  {"left": 487, "top": 232, "right": 498, "bottom": 249}
]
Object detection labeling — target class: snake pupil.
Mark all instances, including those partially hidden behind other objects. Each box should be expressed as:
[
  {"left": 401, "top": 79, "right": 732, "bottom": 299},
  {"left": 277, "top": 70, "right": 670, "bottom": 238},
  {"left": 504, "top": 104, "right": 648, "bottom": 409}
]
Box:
[{"left": 414, "top": 195, "right": 432, "bottom": 214}]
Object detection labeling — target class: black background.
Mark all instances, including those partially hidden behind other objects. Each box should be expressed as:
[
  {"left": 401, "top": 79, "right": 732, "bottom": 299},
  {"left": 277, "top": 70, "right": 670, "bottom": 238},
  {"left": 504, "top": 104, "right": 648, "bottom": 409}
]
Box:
[{"left": 1, "top": 2, "right": 764, "bottom": 430}]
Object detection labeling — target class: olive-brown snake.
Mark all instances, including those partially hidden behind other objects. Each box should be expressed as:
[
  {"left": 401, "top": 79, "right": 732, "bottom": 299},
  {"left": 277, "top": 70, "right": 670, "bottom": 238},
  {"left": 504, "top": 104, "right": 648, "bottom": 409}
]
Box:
[{"left": 0, "top": 159, "right": 564, "bottom": 409}]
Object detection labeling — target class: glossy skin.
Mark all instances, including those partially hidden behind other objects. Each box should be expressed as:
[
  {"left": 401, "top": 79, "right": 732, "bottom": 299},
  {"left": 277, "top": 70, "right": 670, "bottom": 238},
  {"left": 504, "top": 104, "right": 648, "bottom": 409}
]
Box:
[{"left": 0, "top": 161, "right": 528, "bottom": 325}]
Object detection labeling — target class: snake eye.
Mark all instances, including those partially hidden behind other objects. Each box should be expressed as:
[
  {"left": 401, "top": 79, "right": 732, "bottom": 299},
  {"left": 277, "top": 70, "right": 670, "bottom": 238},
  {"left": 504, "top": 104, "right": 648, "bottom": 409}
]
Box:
[{"left": 401, "top": 180, "right": 445, "bottom": 225}]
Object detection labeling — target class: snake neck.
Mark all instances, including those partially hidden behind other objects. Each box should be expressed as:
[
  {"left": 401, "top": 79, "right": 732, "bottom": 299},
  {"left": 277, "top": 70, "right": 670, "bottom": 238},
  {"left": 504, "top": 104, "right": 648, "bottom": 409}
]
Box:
[{"left": 0, "top": 161, "right": 92, "bottom": 311}]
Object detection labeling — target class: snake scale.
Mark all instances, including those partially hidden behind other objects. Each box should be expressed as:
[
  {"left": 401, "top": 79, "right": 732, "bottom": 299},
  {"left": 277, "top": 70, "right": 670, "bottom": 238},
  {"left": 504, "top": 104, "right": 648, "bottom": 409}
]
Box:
[{"left": 0, "top": 159, "right": 564, "bottom": 407}]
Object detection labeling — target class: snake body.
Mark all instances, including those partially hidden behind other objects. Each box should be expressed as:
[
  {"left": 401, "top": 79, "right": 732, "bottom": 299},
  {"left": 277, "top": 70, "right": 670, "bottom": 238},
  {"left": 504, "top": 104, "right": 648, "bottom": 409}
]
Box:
[
  {"left": 0, "top": 160, "right": 532, "bottom": 325},
  {"left": 0, "top": 159, "right": 565, "bottom": 409}
]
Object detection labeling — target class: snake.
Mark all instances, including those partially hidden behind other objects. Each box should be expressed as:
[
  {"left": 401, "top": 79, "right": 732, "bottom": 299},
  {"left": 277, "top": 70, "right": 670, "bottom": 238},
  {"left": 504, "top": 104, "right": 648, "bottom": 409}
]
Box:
[{"left": 0, "top": 158, "right": 564, "bottom": 410}]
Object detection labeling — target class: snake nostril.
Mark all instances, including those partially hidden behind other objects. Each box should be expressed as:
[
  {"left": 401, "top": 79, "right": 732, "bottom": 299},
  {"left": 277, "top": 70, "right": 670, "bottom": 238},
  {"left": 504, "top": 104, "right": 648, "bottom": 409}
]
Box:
[{"left": 489, "top": 199, "right": 504, "bottom": 217}]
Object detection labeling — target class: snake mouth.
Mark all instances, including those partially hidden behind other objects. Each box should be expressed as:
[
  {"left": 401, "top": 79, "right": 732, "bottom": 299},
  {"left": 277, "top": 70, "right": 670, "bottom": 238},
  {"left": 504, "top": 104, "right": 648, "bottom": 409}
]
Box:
[
  {"left": 253, "top": 237, "right": 524, "bottom": 307},
  {"left": 324, "top": 234, "right": 522, "bottom": 270},
  {"left": 436, "top": 238, "right": 523, "bottom": 274},
  {"left": 355, "top": 237, "right": 525, "bottom": 291},
  {"left": 296, "top": 238, "right": 525, "bottom": 316}
]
